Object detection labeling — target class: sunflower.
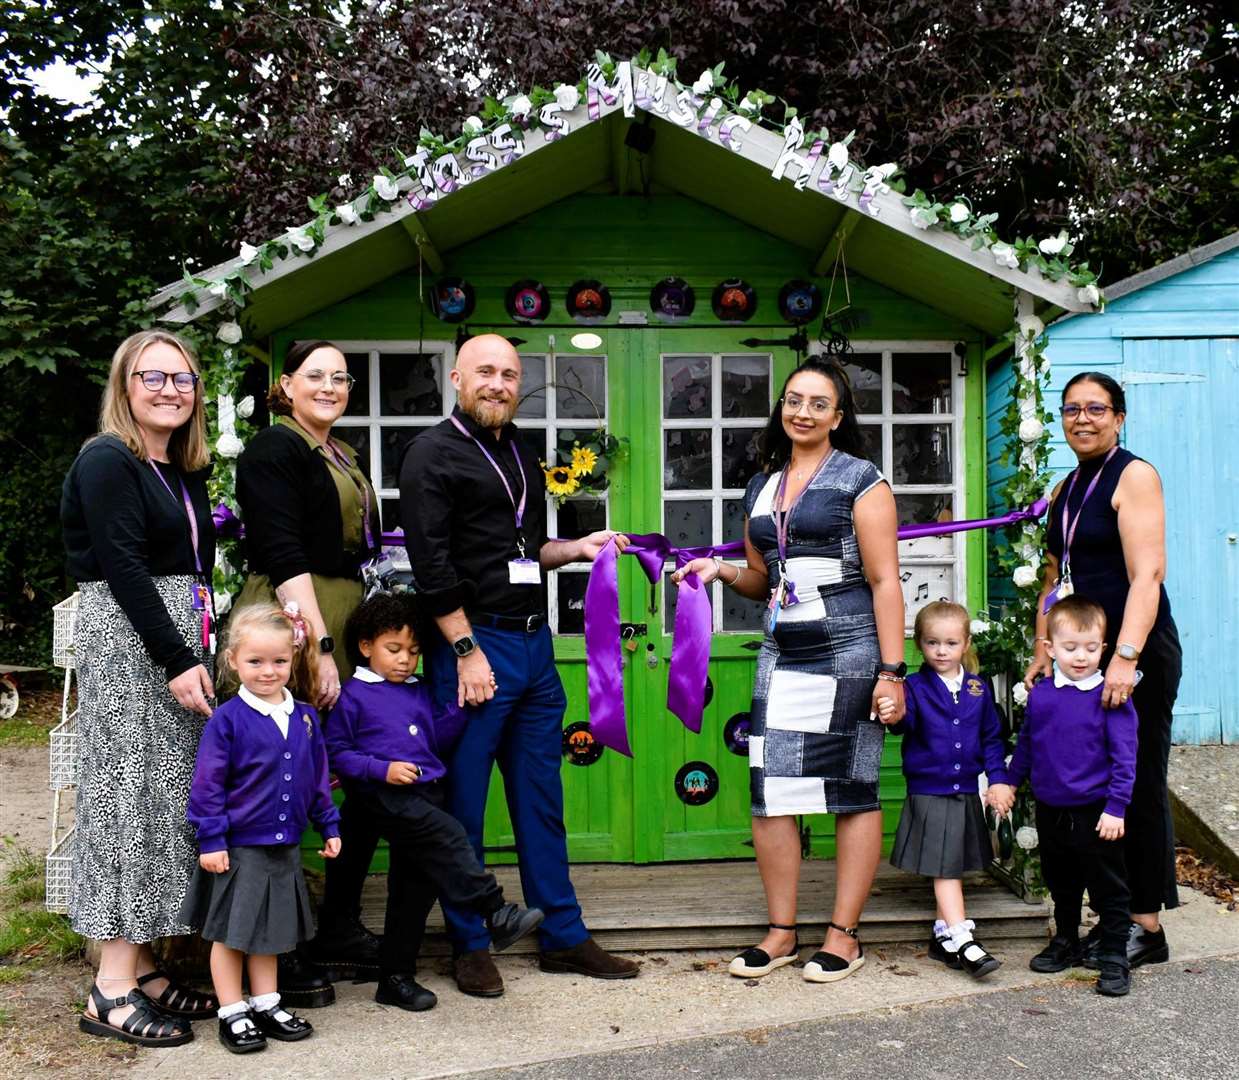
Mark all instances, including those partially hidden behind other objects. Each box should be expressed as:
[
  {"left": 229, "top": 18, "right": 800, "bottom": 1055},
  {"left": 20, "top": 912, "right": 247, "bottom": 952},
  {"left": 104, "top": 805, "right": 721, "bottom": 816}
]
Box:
[
  {"left": 545, "top": 464, "right": 579, "bottom": 497},
  {"left": 569, "top": 445, "right": 598, "bottom": 478}
]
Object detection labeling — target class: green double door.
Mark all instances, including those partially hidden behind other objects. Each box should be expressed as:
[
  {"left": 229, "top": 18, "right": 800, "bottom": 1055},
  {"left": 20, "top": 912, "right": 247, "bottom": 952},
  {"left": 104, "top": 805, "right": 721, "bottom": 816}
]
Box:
[{"left": 479, "top": 329, "right": 803, "bottom": 864}]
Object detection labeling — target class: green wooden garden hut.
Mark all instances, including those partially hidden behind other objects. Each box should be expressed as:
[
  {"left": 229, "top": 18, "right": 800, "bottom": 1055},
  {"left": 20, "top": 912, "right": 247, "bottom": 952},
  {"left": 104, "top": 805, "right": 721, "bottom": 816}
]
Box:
[{"left": 149, "top": 61, "right": 1092, "bottom": 894}]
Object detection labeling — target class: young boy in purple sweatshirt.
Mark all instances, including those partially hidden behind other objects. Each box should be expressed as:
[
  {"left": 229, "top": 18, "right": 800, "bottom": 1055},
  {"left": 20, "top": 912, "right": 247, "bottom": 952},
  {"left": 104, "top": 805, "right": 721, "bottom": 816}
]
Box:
[
  {"left": 988, "top": 595, "right": 1138, "bottom": 997},
  {"left": 325, "top": 594, "right": 542, "bottom": 1012}
]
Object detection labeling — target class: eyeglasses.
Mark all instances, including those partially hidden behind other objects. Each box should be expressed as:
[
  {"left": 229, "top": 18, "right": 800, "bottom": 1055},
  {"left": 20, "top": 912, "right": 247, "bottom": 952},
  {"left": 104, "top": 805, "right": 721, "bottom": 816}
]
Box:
[
  {"left": 1059, "top": 403, "right": 1116, "bottom": 420},
  {"left": 132, "top": 370, "right": 199, "bottom": 393},
  {"left": 782, "top": 393, "right": 834, "bottom": 418},
  {"left": 295, "top": 369, "right": 355, "bottom": 391}
]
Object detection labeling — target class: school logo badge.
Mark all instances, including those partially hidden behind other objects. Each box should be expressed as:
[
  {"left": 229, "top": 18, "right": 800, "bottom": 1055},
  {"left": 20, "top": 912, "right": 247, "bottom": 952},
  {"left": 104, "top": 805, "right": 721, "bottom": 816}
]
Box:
[
  {"left": 304, "top": 714, "right": 314, "bottom": 736},
  {"left": 966, "top": 680, "right": 985, "bottom": 697}
]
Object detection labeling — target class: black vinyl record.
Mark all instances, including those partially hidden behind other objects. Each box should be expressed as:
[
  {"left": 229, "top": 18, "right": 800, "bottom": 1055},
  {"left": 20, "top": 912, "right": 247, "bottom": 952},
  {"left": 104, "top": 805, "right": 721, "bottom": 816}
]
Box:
[
  {"left": 649, "top": 277, "right": 695, "bottom": 319},
  {"left": 723, "top": 712, "right": 751, "bottom": 757},
  {"left": 674, "top": 760, "right": 720, "bottom": 806},
  {"left": 561, "top": 721, "right": 603, "bottom": 766},
  {"left": 505, "top": 279, "right": 552, "bottom": 323},
  {"left": 711, "top": 279, "right": 757, "bottom": 322},
  {"left": 428, "top": 277, "right": 476, "bottom": 323},
  {"left": 566, "top": 279, "right": 612, "bottom": 320},
  {"left": 777, "top": 279, "right": 823, "bottom": 325}
]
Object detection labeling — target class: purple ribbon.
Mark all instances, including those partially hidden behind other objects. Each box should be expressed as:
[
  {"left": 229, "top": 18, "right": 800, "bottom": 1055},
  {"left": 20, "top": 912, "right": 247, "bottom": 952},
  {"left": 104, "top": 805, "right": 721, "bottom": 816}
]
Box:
[{"left": 213, "top": 503, "right": 244, "bottom": 539}]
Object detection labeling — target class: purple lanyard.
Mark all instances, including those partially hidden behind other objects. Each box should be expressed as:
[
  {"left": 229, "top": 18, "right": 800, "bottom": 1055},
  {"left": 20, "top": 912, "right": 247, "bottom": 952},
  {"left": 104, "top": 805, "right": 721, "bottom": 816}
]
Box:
[
  {"left": 771, "top": 450, "right": 834, "bottom": 569},
  {"left": 1059, "top": 445, "right": 1119, "bottom": 579},
  {"left": 149, "top": 462, "right": 204, "bottom": 578},
  {"left": 450, "top": 415, "right": 529, "bottom": 555},
  {"left": 321, "top": 439, "right": 376, "bottom": 552}
]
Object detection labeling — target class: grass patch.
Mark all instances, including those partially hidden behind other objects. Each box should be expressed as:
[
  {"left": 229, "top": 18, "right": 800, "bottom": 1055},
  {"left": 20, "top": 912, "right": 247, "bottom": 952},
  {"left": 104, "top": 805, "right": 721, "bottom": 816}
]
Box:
[
  {"left": 0, "top": 841, "right": 83, "bottom": 968},
  {"left": 0, "top": 967, "right": 26, "bottom": 985},
  {"left": 0, "top": 1006, "right": 13, "bottom": 1027},
  {"left": 0, "top": 687, "right": 62, "bottom": 747}
]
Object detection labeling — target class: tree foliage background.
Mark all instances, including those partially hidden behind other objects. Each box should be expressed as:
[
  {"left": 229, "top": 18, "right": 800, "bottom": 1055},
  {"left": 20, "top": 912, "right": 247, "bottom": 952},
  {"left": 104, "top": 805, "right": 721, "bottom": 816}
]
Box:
[{"left": 1, "top": 0, "right": 1235, "bottom": 662}]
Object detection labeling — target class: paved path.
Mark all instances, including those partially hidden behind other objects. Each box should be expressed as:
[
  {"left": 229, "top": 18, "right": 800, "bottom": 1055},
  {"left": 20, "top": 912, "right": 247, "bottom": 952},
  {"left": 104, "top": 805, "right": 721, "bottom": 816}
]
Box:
[{"left": 487, "top": 953, "right": 1239, "bottom": 1080}]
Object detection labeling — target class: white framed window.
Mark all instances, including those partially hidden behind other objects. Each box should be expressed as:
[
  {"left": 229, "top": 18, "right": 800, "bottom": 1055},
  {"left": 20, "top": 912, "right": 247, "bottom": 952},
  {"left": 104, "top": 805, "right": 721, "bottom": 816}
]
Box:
[
  {"left": 660, "top": 352, "right": 772, "bottom": 634},
  {"left": 513, "top": 351, "right": 610, "bottom": 636},
  {"left": 813, "top": 341, "right": 966, "bottom": 632}
]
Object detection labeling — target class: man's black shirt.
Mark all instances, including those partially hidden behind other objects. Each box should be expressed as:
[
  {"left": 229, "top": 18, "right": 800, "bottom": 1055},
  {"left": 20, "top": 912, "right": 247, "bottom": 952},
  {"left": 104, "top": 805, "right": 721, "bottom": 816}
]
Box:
[{"left": 399, "top": 405, "right": 548, "bottom": 618}]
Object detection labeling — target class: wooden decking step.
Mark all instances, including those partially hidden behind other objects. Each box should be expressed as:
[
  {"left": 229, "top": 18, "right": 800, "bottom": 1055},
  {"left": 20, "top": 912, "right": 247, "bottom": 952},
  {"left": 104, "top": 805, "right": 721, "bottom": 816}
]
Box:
[{"left": 358, "top": 861, "right": 1050, "bottom": 955}]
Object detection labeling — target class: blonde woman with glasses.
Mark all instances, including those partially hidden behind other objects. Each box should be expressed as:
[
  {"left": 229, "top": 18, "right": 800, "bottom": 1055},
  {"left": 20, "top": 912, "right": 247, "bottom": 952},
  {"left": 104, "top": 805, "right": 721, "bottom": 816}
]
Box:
[{"left": 61, "top": 329, "right": 220, "bottom": 1047}]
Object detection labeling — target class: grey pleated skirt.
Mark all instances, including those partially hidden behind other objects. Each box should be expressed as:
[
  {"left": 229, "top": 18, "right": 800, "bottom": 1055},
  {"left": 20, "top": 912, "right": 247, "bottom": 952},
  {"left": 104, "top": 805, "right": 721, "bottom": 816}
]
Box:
[
  {"left": 890, "top": 793, "right": 993, "bottom": 878},
  {"left": 180, "top": 845, "right": 314, "bottom": 954}
]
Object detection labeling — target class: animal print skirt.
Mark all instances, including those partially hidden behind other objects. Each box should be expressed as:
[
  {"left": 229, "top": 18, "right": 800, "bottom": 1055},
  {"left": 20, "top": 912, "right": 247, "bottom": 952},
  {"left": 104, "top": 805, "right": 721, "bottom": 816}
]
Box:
[{"left": 70, "top": 576, "right": 210, "bottom": 943}]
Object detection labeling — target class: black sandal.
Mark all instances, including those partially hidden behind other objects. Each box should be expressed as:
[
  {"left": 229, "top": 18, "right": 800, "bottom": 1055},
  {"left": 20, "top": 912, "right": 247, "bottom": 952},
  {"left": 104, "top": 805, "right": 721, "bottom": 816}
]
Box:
[
  {"left": 136, "top": 970, "right": 219, "bottom": 1019},
  {"left": 79, "top": 983, "right": 194, "bottom": 1047},
  {"left": 728, "top": 922, "right": 800, "bottom": 978},
  {"left": 803, "top": 921, "right": 865, "bottom": 983}
]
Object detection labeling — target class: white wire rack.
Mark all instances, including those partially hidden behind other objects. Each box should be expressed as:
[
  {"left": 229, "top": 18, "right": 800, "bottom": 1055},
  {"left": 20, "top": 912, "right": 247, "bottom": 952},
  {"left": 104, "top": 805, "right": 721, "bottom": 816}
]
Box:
[
  {"left": 51, "top": 592, "right": 79, "bottom": 670},
  {"left": 48, "top": 707, "right": 78, "bottom": 790},
  {"left": 47, "top": 595, "right": 80, "bottom": 913},
  {"left": 45, "top": 827, "right": 74, "bottom": 915}
]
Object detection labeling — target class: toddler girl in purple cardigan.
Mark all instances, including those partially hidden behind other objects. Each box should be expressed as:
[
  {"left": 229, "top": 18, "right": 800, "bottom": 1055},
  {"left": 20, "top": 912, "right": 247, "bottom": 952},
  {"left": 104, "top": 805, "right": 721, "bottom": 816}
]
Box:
[{"left": 181, "top": 602, "right": 341, "bottom": 1054}]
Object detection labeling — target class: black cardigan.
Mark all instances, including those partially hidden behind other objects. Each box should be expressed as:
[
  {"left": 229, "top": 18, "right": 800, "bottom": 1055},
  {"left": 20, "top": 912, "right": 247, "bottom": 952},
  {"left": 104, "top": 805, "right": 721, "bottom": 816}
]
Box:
[
  {"left": 61, "top": 435, "right": 215, "bottom": 679},
  {"left": 236, "top": 422, "right": 379, "bottom": 585}
]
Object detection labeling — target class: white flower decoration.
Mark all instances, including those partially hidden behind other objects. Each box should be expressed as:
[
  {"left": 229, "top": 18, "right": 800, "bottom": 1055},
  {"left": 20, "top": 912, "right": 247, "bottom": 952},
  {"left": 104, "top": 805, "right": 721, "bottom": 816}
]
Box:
[
  {"left": 1077, "top": 283, "right": 1101, "bottom": 306},
  {"left": 207, "top": 280, "right": 229, "bottom": 298},
  {"left": 1013, "top": 564, "right": 1039, "bottom": 588},
  {"left": 553, "top": 83, "right": 580, "bottom": 111},
  {"left": 910, "top": 206, "right": 937, "bottom": 230},
  {"left": 214, "top": 589, "right": 233, "bottom": 618},
  {"left": 991, "top": 242, "right": 1019, "bottom": 270},
  {"left": 510, "top": 94, "right": 532, "bottom": 118},
  {"left": 462, "top": 115, "right": 483, "bottom": 135},
  {"left": 692, "top": 70, "right": 714, "bottom": 95},
  {"left": 216, "top": 432, "right": 245, "bottom": 459},
  {"left": 373, "top": 174, "right": 399, "bottom": 201},
  {"left": 287, "top": 229, "right": 315, "bottom": 252},
  {"left": 1012, "top": 682, "right": 1029, "bottom": 707},
  {"left": 1015, "top": 826, "right": 1039, "bottom": 850},
  {"left": 826, "top": 141, "right": 848, "bottom": 171},
  {"left": 1018, "top": 418, "right": 1044, "bottom": 443},
  {"left": 336, "top": 203, "right": 358, "bottom": 226},
  {"left": 738, "top": 93, "right": 761, "bottom": 114},
  {"left": 338, "top": 172, "right": 353, "bottom": 188},
  {"left": 236, "top": 395, "right": 255, "bottom": 420},
  {"left": 948, "top": 202, "right": 970, "bottom": 224},
  {"left": 215, "top": 321, "right": 243, "bottom": 345},
  {"left": 1017, "top": 314, "right": 1045, "bottom": 339},
  {"left": 238, "top": 242, "right": 260, "bottom": 265},
  {"left": 1038, "top": 232, "right": 1069, "bottom": 256},
  {"left": 970, "top": 619, "right": 990, "bottom": 636}
]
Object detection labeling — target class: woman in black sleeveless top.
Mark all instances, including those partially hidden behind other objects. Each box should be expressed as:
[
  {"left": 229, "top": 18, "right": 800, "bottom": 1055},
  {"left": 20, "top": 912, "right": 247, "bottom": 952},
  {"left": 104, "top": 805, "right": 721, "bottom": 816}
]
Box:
[{"left": 1024, "top": 372, "right": 1182, "bottom": 969}]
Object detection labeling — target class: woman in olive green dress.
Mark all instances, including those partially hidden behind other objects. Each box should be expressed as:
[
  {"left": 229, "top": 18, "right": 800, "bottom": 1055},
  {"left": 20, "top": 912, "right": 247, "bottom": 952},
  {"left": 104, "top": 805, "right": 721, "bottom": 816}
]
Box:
[{"left": 234, "top": 338, "right": 382, "bottom": 984}]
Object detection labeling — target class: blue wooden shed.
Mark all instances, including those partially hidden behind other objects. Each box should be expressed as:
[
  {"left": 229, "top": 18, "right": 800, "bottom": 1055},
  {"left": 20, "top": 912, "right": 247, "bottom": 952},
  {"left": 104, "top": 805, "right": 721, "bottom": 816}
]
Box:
[{"left": 987, "top": 232, "right": 1239, "bottom": 745}]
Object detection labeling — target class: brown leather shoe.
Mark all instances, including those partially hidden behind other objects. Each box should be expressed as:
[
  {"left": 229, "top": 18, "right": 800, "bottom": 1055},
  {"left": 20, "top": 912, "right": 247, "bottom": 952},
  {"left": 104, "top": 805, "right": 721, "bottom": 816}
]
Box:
[
  {"left": 454, "top": 949, "right": 504, "bottom": 997},
  {"left": 539, "top": 937, "right": 640, "bottom": 979}
]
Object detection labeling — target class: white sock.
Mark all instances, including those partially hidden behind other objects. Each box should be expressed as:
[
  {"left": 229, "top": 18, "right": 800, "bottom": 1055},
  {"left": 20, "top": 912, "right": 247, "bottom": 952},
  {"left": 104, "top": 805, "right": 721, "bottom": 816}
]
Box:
[
  {"left": 933, "top": 919, "right": 950, "bottom": 939},
  {"left": 249, "top": 991, "right": 293, "bottom": 1022},
  {"left": 218, "top": 999, "right": 255, "bottom": 1033},
  {"left": 947, "top": 919, "right": 976, "bottom": 948}
]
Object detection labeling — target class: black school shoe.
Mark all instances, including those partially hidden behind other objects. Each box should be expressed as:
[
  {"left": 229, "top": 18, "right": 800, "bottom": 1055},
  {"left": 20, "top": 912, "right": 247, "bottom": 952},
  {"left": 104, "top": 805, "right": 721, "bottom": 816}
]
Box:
[
  {"left": 278, "top": 947, "right": 336, "bottom": 1008},
  {"left": 1095, "top": 955, "right": 1131, "bottom": 997},
  {"left": 218, "top": 1010, "right": 266, "bottom": 1054},
  {"left": 375, "top": 974, "right": 438, "bottom": 1012},
  {"left": 306, "top": 915, "right": 383, "bottom": 981},
  {"left": 1030, "top": 935, "right": 1084, "bottom": 973},
  {"left": 250, "top": 1003, "right": 313, "bottom": 1041},
  {"left": 956, "top": 938, "right": 1002, "bottom": 978},
  {"left": 928, "top": 934, "right": 962, "bottom": 969},
  {"left": 486, "top": 903, "right": 545, "bottom": 952},
  {"left": 1084, "top": 923, "right": 1170, "bottom": 971}
]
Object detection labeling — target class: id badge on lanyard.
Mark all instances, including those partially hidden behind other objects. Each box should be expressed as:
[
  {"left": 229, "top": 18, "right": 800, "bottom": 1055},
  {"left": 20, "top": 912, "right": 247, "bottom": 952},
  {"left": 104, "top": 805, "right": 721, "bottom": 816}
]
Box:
[
  {"left": 1043, "top": 446, "right": 1117, "bottom": 614},
  {"left": 150, "top": 463, "right": 215, "bottom": 652},
  {"left": 767, "top": 453, "right": 831, "bottom": 632}
]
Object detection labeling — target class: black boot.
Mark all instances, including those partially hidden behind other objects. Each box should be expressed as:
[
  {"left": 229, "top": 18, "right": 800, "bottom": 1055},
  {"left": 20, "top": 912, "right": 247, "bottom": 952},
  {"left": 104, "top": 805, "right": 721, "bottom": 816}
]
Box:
[
  {"left": 306, "top": 914, "right": 383, "bottom": 981},
  {"left": 375, "top": 973, "right": 438, "bottom": 1012},
  {"left": 1030, "top": 935, "right": 1083, "bottom": 973},
  {"left": 278, "top": 947, "right": 336, "bottom": 1008},
  {"left": 1095, "top": 954, "right": 1131, "bottom": 997}
]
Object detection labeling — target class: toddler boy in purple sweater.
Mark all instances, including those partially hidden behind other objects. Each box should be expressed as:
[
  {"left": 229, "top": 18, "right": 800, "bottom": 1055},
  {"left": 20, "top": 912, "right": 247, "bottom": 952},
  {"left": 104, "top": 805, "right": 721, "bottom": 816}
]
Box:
[
  {"left": 325, "top": 594, "right": 543, "bottom": 1012},
  {"left": 988, "top": 595, "right": 1138, "bottom": 997}
]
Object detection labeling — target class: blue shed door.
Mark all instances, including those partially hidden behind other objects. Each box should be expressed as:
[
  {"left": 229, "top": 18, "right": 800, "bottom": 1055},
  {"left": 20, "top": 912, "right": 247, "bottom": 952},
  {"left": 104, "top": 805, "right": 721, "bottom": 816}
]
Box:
[{"left": 1122, "top": 337, "right": 1239, "bottom": 744}]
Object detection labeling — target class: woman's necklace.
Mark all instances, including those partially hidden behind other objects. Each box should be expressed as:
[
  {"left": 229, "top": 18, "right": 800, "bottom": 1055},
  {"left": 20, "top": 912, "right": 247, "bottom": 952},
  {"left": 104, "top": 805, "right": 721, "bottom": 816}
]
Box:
[{"left": 789, "top": 448, "right": 831, "bottom": 483}]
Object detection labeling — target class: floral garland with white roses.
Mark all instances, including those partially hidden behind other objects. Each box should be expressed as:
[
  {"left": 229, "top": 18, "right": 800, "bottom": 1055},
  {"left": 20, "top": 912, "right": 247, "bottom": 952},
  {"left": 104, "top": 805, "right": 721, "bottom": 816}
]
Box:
[{"left": 162, "top": 47, "right": 1103, "bottom": 628}]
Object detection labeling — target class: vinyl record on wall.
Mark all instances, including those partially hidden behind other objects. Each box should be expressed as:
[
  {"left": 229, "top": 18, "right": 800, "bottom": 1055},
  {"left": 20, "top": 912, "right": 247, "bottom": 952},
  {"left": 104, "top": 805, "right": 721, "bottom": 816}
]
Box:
[
  {"left": 711, "top": 279, "right": 757, "bottom": 322},
  {"left": 777, "top": 279, "right": 823, "bottom": 324},
  {"left": 566, "top": 279, "right": 612, "bottom": 320},
  {"left": 428, "top": 277, "right": 476, "bottom": 323},
  {"left": 674, "top": 760, "right": 720, "bottom": 806},
  {"left": 561, "top": 721, "right": 603, "bottom": 766},
  {"left": 723, "top": 712, "right": 751, "bottom": 757},
  {"left": 649, "top": 277, "right": 695, "bottom": 319},
  {"left": 505, "top": 279, "right": 552, "bottom": 323}
]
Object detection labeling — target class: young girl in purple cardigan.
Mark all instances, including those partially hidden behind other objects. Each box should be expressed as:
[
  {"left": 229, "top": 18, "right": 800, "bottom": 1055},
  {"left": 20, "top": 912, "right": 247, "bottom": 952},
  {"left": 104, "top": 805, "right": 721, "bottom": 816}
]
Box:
[
  {"left": 877, "top": 601, "right": 1009, "bottom": 978},
  {"left": 181, "top": 602, "right": 341, "bottom": 1054}
]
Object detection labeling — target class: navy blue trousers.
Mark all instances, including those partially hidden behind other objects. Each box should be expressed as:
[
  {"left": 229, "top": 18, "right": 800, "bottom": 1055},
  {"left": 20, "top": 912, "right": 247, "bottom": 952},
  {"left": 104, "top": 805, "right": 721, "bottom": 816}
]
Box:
[{"left": 427, "top": 623, "right": 588, "bottom": 953}]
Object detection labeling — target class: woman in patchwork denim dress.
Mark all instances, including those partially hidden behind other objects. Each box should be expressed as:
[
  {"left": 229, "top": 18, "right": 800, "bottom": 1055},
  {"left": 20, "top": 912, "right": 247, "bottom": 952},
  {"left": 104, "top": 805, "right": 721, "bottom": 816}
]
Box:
[{"left": 675, "top": 358, "right": 906, "bottom": 985}]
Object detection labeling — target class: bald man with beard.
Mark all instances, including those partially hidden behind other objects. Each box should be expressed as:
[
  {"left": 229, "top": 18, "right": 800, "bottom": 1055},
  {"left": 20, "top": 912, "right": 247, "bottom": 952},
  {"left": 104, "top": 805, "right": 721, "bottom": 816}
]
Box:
[{"left": 399, "top": 335, "right": 639, "bottom": 997}]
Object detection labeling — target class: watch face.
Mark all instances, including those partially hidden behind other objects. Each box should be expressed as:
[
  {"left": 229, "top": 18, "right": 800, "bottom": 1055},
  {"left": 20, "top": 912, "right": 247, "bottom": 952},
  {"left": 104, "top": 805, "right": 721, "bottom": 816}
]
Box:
[
  {"left": 452, "top": 636, "right": 476, "bottom": 657},
  {"left": 319, "top": 636, "right": 335, "bottom": 655}
]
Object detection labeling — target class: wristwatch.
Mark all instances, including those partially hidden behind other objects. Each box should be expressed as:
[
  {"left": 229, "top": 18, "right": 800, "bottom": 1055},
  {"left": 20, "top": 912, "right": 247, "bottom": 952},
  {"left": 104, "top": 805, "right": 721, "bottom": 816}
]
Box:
[
  {"left": 452, "top": 634, "right": 478, "bottom": 658},
  {"left": 318, "top": 635, "right": 335, "bottom": 655},
  {"left": 1116, "top": 643, "right": 1141, "bottom": 662},
  {"left": 877, "top": 661, "right": 908, "bottom": 679}
]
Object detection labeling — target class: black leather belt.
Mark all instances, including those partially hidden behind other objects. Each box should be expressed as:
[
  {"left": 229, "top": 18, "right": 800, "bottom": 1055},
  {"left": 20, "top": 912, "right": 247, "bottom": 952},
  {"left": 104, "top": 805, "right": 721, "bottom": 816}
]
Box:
[{"left": 469, "top": 611, "right": 545, "bottom": 633}]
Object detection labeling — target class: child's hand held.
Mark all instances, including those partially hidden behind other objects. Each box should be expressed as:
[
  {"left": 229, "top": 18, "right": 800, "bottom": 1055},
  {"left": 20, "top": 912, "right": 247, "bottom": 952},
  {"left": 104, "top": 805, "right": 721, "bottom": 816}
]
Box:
[
  {"left": 320, "top": 836, "right": 342, "bottom": 859},
  {"left": 1096, "top": 812, "right": 1125, "bottom": 841},
  {"left": 200, "top": 850, "right": 229, "bottom": 873},
  {"left": 386, "top": 760, "right": 420, "bottom": 785}
]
